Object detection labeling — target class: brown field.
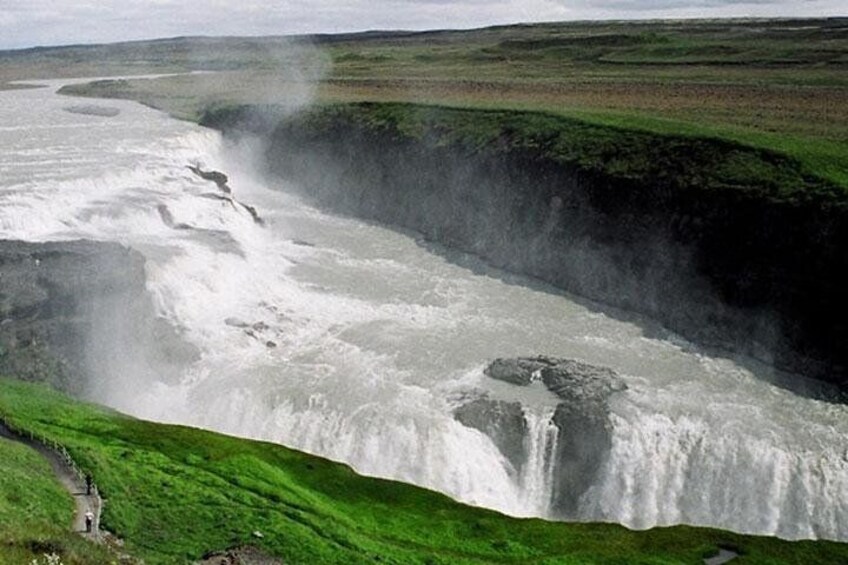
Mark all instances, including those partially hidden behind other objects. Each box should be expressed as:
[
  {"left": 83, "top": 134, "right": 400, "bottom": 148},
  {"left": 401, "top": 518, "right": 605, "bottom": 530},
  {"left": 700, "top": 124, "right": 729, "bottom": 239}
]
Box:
[{"left": 3, "top": 18, "right": 847, "bottom": 184}]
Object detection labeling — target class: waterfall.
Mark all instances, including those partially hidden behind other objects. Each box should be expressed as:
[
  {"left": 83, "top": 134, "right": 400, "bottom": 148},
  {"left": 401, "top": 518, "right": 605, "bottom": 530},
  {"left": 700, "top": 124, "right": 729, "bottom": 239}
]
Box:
[
  {"left": 1, "top": 81, "right": 846, "bottom": 542},
  {"left": 518, "top": 406, "right": 560, "bottom": 516}
]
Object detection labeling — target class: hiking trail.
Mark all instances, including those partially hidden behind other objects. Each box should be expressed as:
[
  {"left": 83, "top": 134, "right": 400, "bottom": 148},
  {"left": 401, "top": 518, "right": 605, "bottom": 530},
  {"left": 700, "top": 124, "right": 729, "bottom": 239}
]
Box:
[{"left": 0, "top": 419, "right": 102, "bottom": 540}]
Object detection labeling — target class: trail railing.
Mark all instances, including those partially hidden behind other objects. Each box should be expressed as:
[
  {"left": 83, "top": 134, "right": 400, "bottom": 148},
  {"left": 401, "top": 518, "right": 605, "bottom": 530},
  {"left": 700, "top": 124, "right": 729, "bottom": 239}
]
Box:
[{"left": 0, "top": 412, "right": 103, "bottom": 536}]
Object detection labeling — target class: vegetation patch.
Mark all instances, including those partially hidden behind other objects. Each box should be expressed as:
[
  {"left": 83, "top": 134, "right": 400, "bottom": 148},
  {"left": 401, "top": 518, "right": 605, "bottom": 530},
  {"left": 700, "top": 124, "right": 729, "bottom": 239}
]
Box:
[
  {"left": 0, "top": 434, "right": 112, "bottom": 564},
  {"left": 205, "top": 101, "right": 846, "bottom": 205}
]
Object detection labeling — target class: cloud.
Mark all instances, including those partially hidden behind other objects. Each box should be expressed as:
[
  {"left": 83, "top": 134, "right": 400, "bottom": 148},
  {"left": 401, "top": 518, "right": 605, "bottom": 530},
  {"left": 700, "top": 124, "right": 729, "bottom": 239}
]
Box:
[{"left": 0, "top": 0, "right": 843, "bottom": 50}]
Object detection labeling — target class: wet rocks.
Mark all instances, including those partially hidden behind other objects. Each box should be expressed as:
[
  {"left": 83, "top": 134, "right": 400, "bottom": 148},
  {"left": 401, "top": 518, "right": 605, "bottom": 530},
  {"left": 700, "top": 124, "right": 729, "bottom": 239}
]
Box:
[
  {"left": 157, "top": 204, "right": 193, "bottom": 230},
  {"left": 188, "top": 165, "right": 231, "bottom": 194},
  {"left": 457, "top": 356, "right": 627, "bottom": 518},
  {"left": 0, "top": 239, "right": 197, "bottom": 394},
  {"left": 188, "top": 164, "right": 264, "bottom": 225},
  {"left": 539, "top": 358, "right": 627, "bottom": 404},
  {"left": 238, "top": 202, "right": 264, "bottom": 226},
  {"left": 454, "top": 398, "right": 527, "bottom": 472},
  {"left": 63, "top": 104, "right": 121, "bottom": 118},
  {"left": 484, "top": 357, "right": 553, "bottom": 386},
  {"left": 485, "top": 356, "right": 627, "bottom": 404},
  {"left": 225, "top": 317, "right": 278, "bottom": 348}
]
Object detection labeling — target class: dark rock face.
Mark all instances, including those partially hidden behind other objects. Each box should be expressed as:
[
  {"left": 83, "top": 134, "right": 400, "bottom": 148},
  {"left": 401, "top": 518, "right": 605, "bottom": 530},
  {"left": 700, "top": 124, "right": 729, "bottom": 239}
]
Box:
[
  {"left": 484, "top": 357, "right": 550, "bottom": 386},
  {"left": 189, "top": 165, "right": 231, "bottom": 193},
  {"left": 454, "top": 398, "right": 527, "bottom": 472},
  {"left": 0, "top": 239, "right": 197, "bottom": 395},
  {"left": 539, "top": 359, "right": 627, "bottom": 404},
  {"left": 204, "top": 107, "right": 848, "bottom": 393},
  {"left": 457, "top": 357, "right": 626, "bottom": 518},
  {"left": 198, "top": 545, "right": 282, "bottom": 565}
]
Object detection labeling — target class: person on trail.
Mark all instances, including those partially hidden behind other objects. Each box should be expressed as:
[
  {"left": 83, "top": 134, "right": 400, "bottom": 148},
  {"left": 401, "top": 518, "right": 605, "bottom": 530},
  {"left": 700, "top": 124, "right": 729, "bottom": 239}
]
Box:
[
  {"left": 85, "top": 474, "right": 93, "bottom": 495},
  {"left": 84, "top": 510, "right": 94, "bottom": 533}
]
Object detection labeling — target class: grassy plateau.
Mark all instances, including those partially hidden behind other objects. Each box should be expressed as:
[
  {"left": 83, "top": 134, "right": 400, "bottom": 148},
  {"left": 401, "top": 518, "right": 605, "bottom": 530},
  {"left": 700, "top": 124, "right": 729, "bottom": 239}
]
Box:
[
  {"left": 2, "top": 378, "right": 848, "bottom": 564},
  {"left": 1, "top": 19, "right": 841, "bottom": 188}
]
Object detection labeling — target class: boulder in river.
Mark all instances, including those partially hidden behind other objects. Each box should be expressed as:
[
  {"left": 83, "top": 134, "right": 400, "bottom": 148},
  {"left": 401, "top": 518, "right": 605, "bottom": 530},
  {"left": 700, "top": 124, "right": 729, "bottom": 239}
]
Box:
[
  {"left": 457, "top": 356, "right": 627, "bottom": 518},
  {"left": 188, "top": 164, "right": 231, "bottom": 194}
]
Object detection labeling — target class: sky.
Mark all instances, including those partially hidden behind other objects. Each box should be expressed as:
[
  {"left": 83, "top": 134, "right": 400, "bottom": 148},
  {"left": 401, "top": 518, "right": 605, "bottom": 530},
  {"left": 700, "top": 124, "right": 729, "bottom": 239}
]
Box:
[{"left": 0, "top": 0, "right": 844, "bottom": 50}]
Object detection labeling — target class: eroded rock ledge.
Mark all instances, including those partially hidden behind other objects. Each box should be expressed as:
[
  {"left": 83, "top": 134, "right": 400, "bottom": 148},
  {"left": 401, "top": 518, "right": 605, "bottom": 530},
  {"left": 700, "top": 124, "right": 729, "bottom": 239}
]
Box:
[
  {"left": 455, "top": 356, "right": 627, "bottom": 517},
  {"left": 0, "top": 239, "right": 196, "bottom": 394}
]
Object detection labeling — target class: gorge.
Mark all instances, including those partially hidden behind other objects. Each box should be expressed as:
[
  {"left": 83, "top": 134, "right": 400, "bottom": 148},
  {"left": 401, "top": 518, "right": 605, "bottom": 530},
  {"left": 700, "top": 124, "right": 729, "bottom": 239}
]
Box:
[{"left": 1, "top": 80, "right": 847, "bottom": 548}]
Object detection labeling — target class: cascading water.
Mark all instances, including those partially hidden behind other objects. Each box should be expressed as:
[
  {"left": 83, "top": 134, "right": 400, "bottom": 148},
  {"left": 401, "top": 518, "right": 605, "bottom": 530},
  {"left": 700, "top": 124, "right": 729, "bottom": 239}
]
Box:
[
  {"left": 1, "top": 80, "right": 846, "bottom": 541},
  {"left": 517, "top": 406, "right": 559, "bottom": 515}
]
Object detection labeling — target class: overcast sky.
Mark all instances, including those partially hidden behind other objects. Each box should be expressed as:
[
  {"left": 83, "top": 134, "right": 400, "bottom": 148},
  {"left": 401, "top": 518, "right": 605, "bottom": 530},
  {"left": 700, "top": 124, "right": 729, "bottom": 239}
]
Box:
[{"left": 0, "top": 0, "right": 844, "bottom": 50}]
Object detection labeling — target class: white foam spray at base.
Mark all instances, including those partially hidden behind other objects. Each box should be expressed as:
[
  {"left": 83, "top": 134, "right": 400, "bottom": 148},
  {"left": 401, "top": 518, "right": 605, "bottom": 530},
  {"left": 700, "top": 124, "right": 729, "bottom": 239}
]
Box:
[{"left": 1, "top": 81, "right": 846, "bottom": 541}]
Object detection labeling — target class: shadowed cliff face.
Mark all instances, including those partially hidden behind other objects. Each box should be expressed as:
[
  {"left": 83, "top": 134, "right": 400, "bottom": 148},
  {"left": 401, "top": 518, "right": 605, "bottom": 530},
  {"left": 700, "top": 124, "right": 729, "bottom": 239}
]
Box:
[
  {"left": 203, "top": 105, "right": 848, "bottom": 395},
  {"left": 0, "top": 240, "right": 197, "bottom": 396}
]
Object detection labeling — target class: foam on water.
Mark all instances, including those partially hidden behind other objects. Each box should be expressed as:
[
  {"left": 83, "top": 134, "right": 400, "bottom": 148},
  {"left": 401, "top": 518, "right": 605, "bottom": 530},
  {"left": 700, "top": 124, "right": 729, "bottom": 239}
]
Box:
[{"left": 1, "top": 81, "right": 846, "bottom": 539}]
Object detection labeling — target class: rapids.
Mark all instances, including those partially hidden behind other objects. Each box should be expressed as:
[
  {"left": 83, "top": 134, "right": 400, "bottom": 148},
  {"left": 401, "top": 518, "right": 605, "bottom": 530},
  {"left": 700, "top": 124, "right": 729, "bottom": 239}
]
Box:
[{"left": 1, "top": 80, "right": 846, "bottom": 540}]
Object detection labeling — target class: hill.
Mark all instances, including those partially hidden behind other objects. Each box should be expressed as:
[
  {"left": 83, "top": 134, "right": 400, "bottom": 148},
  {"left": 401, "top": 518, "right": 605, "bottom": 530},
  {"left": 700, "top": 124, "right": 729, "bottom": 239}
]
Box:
[{"left": 2, "top": 378, "right": 848, "bottom": 563}]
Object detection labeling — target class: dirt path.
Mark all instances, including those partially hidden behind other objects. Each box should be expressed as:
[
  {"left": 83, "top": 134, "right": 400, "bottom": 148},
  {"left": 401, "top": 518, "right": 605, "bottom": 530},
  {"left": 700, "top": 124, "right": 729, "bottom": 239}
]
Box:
[{"left": 0, "top": 421, "right": 101, "bottom": 540}]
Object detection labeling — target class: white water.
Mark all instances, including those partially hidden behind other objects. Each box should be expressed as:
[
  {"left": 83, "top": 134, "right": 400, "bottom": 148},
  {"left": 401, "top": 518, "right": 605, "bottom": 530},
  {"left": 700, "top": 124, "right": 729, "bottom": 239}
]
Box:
[
  {"left": 1, "top": 81, "right": 846, "bottom": 540},
  {"left": 518, "top": 406, "right": 559, "bottom": 515}
]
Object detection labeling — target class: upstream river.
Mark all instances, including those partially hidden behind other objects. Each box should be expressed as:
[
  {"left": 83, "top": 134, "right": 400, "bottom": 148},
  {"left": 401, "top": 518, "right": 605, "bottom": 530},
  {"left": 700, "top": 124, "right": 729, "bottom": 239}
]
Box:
[{"left": 1, "top": 80, "right": 846, "bottom": 541}]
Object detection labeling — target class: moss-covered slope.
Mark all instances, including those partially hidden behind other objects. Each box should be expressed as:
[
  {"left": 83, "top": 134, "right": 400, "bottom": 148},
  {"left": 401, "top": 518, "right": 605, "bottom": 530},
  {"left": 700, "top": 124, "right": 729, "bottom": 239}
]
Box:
[{"left": 2, "top": 378, "right": 847, "bottom": 564}]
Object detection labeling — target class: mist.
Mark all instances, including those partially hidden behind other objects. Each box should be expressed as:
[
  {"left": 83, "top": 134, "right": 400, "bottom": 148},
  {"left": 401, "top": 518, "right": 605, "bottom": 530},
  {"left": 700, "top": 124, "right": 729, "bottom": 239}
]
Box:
[
  {"left": 1, "top": 40, "right": 847, "bottom": 545},
  {"left": 225, "top": 105, "right": 838, "bottom": 401}
]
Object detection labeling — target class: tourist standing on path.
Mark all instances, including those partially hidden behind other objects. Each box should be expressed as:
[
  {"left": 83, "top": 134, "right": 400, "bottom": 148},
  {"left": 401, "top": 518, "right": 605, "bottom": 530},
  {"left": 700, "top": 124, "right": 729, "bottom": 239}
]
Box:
[
  {"left": 85, "top": 474, "right": 93, "bottom": 495},
  {"left": 84, "top": 510, "right": 94, "bottom": 533}
]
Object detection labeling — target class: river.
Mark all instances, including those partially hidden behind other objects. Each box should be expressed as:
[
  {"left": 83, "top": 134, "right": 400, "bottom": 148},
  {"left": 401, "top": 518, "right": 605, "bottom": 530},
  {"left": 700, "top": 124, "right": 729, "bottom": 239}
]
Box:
[{"left": 1, "top": 80, "right": 846, "bottom": 541}]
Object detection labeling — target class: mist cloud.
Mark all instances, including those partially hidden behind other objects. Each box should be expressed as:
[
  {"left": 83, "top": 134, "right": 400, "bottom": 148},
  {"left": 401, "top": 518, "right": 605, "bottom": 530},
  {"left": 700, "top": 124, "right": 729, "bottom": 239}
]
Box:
[{"left": 0, "top": 0, "right": 844, "bottom": 49}]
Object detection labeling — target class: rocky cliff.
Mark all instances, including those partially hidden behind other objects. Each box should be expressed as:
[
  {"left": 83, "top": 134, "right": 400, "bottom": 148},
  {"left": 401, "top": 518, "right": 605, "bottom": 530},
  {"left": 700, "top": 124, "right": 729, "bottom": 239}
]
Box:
[
  {"left": 455, "top": 356, "right": 627, "bottom": 518},
  {"left": 203, "top": 103, "right": 848, "bottom": 395},
  {"left": 0, "top": 239, "right": 195, "bottom": 395}
]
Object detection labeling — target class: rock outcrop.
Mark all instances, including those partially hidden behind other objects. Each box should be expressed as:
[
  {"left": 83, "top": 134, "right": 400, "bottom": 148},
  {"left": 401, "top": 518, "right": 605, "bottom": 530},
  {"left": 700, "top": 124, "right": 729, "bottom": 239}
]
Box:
[
  {"left": 454, "top": 398, "right": 527, "bottom": 472},
  {"left": 0, "top": 239, "right": 196, "bottom": 395},
  {"left": 188, "top": 165, "right": 231, "bottom": 194},
  {"left": 188, "top": 164, "right": 264, "bottom": 225},
  {"left": 456, "top": 357, "right": 627, "bottom": 517}
]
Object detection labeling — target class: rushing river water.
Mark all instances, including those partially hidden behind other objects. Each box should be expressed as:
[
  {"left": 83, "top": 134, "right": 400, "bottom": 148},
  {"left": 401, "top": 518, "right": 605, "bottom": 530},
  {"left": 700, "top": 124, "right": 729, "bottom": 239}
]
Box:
[{"left": 1, "top": 80, "right": 846, "bottom": 541}]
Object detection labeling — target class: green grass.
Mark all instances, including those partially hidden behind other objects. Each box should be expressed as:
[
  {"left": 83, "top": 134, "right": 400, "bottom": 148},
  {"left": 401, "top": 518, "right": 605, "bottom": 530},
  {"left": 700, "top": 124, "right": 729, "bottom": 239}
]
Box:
[
  {"left": 209, "top": 101, "right": 845, "bottom": 204},
  {"left": 1, "top": 378, "right": 847, "bottom": 564},
  {"left": 58, "top": 72, "right": 848, "bottom": 189},
  {"left": 510, "top": 106, "right": 848, "bottom": 190},
  {"left": 0, "top": 435, "right": 113, "bottom": 563},
  {"left": 36, "top": 18, "right": 847, "bottom": 191}
]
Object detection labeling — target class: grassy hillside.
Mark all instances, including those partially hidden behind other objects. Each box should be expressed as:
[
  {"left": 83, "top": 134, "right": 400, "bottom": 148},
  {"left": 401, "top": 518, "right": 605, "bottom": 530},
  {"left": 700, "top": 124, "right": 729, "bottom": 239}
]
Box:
[
  {"left": 0, "top": 435, "right": 114, "bottom": 563},
  {"left": 1, "top": 378, "right": 848, "bottom": 564}
]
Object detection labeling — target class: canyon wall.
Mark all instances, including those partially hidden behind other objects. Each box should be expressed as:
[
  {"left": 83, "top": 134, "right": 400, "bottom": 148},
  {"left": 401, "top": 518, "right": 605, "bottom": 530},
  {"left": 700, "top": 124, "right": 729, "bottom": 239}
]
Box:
[
  {"left": 204, "top": 103, "right": 848, "bottom": 394},
  {"left": 0, "top": 239, "right": 195, "bottom": 395}
]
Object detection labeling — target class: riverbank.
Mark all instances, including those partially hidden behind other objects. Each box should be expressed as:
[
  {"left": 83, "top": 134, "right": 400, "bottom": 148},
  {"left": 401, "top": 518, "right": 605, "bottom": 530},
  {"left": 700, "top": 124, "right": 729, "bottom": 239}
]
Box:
[{"left": 202, "top": 101, "right": 848, "bottom": 395}]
